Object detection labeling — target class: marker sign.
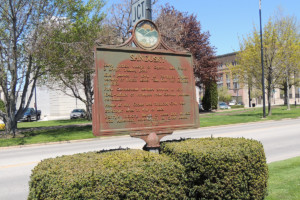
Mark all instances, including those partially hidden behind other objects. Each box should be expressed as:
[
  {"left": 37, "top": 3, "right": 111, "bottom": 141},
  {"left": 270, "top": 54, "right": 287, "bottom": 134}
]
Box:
[{"left": 92, "top": 47, "right": 199, "bottom": 136}]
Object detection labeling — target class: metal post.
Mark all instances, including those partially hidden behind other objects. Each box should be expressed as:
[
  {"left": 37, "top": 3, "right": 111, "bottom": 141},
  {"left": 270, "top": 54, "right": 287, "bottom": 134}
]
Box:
[
  {"left": 145, "top": 0, "right": 152, "bottom": 20},
  {"left": 259, "top": 0, "right": 266, "bottom": 118},
  {"left": 248, "top": 87, "right": 251, "bottom": 107},
  {"left": 35, "top": 86, "right": 38, "bottom": 121},
  {"left": 295, "top": 72, "right": 297, "bottom": 107}
]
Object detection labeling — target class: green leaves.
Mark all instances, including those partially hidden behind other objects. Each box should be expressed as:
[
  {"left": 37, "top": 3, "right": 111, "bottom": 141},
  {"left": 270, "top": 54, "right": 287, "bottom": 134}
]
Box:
[
  {"left": 28, "top": 150, "right": 187, "bottom": 200},
  {"left": 29, "top": 138, "right": 268, "bottom": 200},
  {"left": 218, "top": 87, "right": 232, "bottom": 103},
  {"left": 161, "top": 138, "right": 268, "bottom": 200}
]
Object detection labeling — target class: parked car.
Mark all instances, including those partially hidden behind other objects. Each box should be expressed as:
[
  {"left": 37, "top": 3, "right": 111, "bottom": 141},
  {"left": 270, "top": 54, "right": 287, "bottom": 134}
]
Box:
[
  {"left": 219, "top": 102, "right": 231, "bottom": 109},
  {"left": 19, "top": 108, "right": 41, "bottom": 122},
  {"left": 70, "top": 109, "right": 86, "bottom": 119},
  {"left": 229, "top": 100, "right": 236, "bottom": 106}
]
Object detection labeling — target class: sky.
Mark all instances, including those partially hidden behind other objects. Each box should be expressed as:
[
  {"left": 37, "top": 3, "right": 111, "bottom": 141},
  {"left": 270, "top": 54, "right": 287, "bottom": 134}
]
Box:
[{"left": 105, "top": 0, "right": 300, "bottom": 56}]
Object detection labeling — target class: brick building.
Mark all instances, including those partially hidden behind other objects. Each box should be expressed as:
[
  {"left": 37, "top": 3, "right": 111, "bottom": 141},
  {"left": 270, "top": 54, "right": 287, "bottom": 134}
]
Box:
[
  {"left": 215, "top": 52, "right": 300, "bottom": 107},
  {"left": 215, "top": 52, "right": 249, "bottom": 106}
]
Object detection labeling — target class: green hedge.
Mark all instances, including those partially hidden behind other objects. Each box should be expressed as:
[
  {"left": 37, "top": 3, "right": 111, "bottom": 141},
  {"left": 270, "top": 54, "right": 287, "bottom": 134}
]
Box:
[
  {"left": 161, "top": 138, "right": 268, "bottom": 200},
  {"left": 28, "top": 149, "right": 187, "bottom": 200}
]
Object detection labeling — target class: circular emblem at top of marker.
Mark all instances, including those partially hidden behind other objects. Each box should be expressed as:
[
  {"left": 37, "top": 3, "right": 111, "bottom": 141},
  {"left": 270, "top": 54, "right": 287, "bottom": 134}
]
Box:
[{"left": 134, "top": 20, "right": 160, "bottom": 50}]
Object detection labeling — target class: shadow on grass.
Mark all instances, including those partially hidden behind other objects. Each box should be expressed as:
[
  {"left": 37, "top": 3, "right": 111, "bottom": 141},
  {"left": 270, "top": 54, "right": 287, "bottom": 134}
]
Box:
[
  {"left": 23, "top": 126, "right": 92, "bottom": 138},
  {"left": 0, "top": 126, "right": 94, "bottom": 147},
  {"left": 52, "top": 119, "right": 89, "bottom": 124},
  {"left": 17, "top": 119, "right": 91, "bottom": 129}
]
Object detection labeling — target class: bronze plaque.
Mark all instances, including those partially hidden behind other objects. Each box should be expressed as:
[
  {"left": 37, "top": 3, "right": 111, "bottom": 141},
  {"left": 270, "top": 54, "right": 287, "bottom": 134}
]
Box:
[{"left": 93, "top": 47, "right": 199, "bottom": 136}]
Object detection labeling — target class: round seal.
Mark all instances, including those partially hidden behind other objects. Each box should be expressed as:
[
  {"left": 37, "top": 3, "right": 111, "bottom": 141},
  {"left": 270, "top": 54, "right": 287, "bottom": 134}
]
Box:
[{"left": 134, "top": 20, "right": 160, "bottom": 50}]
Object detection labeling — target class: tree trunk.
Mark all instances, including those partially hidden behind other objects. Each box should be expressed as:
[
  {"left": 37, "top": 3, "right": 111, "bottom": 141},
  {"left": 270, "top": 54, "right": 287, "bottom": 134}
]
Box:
[
  {"left": 5, "top": 114, "right": 18, "bottom": 138},
  {"left": 283, "top": 84, "right": 288, "bottom": 105},
  {"left": 267, "top": 70, "right": 272, "bottom": 116},
  {"left": 83, "top": 72, "right": 93, "bottom": 121},
  {"left": 267, "top": 88, "right": 272, "bottom": 116},
  {"left": 286, "top": 74, "right": 290, "bottom": 110}
]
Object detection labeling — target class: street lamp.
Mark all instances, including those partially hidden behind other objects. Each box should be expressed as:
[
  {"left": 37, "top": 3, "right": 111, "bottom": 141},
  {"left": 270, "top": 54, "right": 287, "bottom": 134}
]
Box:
[{"left": 259, "top": 0, "right": 266, "bottom": 118}]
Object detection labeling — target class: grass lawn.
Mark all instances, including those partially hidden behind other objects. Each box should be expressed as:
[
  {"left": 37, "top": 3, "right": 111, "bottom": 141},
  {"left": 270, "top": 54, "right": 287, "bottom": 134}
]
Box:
[
  {"left": 200, "top": 105, "right": 300, "bottom": 127},
  {"left": 0, "top": 119, "right": 94, "bottom": 147},
  {"left": 0, "top": 126, "right": 94, "bottom": 147},
  {"left": 17, "top": 118, "right": 90, "bottom": 129},
  {"left": 266, "top": 156, "right": 300, "bottom": 200}
]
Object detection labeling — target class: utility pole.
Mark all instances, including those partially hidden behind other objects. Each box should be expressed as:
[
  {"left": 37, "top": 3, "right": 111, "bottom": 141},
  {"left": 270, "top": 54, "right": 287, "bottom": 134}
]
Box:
[
  {"left": 295, "top": 72, "right": 297, "bottom": 107},
  {"left": 259, "top": 0, "right": 266, "bottom": 118},
  {"left": 35, "top": 86, "right": 38, "bottom": 121}
]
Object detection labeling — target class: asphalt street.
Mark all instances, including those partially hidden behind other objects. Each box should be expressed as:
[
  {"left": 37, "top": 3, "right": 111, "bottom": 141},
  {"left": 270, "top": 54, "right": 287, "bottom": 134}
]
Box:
[{"left": 1, "top": 118, "right": 300, "bottom": 200}]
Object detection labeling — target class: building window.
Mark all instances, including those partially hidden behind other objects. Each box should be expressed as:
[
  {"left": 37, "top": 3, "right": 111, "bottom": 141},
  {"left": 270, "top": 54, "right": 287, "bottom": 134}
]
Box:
[
  {"left": 280, "top": 89, "right": 293, "bottom": 99},
  {"left": 233, "top": 82, "right": 239, "bottom": 89},
  {"left": 227, "top": 82, "right": 231, "bottom": 89},
  {"left": 233, "top": 75, "right": 238, "bottom": 82},
  {"left": 226, "top": 74, "right": 230, "bottom": 82},
  {"left": 218, "top": 74, "right": 223, "bottom": 82}
]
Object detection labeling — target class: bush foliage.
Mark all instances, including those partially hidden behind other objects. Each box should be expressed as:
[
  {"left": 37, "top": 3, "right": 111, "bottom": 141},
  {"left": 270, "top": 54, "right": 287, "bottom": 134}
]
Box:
[
  {"left": 29, "top": 139, "right": 268, "bottom": 200},
  {"left": 202, "top": 85, "right": 211, "bottom": 111},
  {"left": 210, "top": 82, "right": 218, "bottom": 110},
  {"left": 28, "top": 149, "right": 187, "bottom": 200},
  {"left": 0, "top": 99, "right": 5, "bottom": 113},
  {"left": 161, "top": 137, "right": 268, "bottom": 200},
  {"left": 202, "top": 82, "right": 218, "bottom": 111}
]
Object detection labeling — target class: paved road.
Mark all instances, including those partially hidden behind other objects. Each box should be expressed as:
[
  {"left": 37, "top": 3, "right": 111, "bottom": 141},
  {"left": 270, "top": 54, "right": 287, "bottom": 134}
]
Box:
[{"left": 1, "top": 118, "right": 300, "bottom": 200}]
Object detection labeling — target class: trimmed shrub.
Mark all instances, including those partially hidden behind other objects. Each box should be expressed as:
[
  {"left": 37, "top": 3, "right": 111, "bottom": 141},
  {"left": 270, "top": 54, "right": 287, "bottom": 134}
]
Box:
[
  {"left": 161, "top": 137, "right": 268, "bottom": 200},
  {"left": 28, "top": 149, "right": 187, "bottom": 200}
]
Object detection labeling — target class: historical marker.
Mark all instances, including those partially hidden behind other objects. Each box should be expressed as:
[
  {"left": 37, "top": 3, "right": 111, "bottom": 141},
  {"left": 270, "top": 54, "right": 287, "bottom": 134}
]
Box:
[{"left": 93, "top": 20, "right": 199, "bottom": 149}]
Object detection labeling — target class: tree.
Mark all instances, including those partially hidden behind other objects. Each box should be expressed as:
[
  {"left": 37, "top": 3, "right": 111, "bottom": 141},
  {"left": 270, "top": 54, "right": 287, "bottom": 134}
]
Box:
[
  {"left": 210, "top": 82, "right": 218, "bottom": 109},
  {"left": 275, "top": 15, "right": 300, "bottom": 110},
  {"left": 102, "top": 0, "right": 159, "bottom": 45},
  {"left": 202, "top": 82, "right": 217, "bottom": 111},
  {"left": 156, "top": 5, "right": 218, "bottom": 85},
  {"left": 230, "top": 14, "right": 300, "bottom": 116},
  {"left": 0, "top": 0, "right": 61, "bottom": 136},
  {"left": 156, "top": 5, "right": 218, "bottom": 111},
  {"left": 39, "top": 0, "right": 105, "bottom": 120},
  {"left": 202, "top": 85, "right": 212, "bottom": 111},
  {"left": 218, "top": 87, "right": 232, "bottom": 103}
]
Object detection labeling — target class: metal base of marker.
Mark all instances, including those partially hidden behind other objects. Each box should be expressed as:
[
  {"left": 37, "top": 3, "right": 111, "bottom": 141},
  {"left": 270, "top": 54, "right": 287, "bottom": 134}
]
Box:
[{"left": 130, "top": 131, "right": 173, "bottom": 154}]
